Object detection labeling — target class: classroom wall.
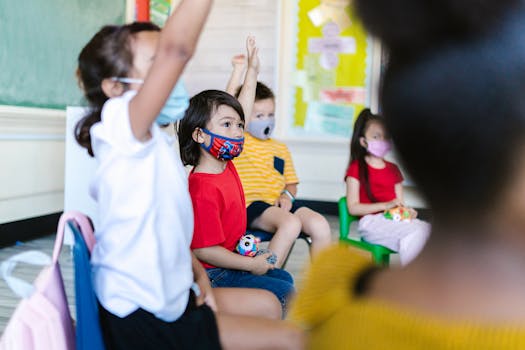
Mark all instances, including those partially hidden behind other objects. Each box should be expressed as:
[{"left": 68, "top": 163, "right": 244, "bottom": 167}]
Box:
[
  {"left": 2, "top": 1, "right": 425, "bottom": 225},
  {"left": 179, "top": 0, "right": 278, "bottom": 95},
  {"left": 0, "top": 107, "right": 66, "bottom": 223},
  {"left": 275, "top": 2, "right": 425, "bottom": 206}
]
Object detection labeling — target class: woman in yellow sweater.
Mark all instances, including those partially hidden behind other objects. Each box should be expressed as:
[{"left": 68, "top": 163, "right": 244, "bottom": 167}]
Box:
[{"left": 289, "top": 0, "right": 525, "bottom": 348}]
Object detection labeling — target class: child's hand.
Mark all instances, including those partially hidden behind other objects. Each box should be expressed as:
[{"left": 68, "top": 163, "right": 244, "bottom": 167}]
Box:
[
  {"left": 231, "top": 54, "right": 246, "bottom": 69},
  {"left": 275, "top": 195, "right": 293, "bottom": 212},
  {"left": 385, "top": 199, "right": 403, "bottom": 210},
  {"left": 246, "top": 36, "right": 260, "bottom": 73},
  {"left": 408, "top": 207, "right": 418, "bottom": 219},
  {"left": 249, "top": 253, "right": 274, "bottom": 275},
  {"left": 195, "top": 276, "right": 218, "bottom": 312}
]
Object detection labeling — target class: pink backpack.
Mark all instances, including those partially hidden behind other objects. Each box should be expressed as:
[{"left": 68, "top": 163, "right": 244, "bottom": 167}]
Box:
[{"left": 0, "top": 213, "right": 82, "bottom": 350}]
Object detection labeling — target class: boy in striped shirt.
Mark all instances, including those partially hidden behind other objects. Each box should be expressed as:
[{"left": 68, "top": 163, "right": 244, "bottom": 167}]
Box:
[{"left": 227, "top": 58, "right": 332, "bottom": 261}]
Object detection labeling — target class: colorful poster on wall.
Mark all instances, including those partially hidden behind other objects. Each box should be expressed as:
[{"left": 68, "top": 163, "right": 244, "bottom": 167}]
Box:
[
  {"left": 135, "top": 0, "right": 171, "bottom": 26},
  {"left": 291, "top": 0, "right": 372, "bottom": 139}
]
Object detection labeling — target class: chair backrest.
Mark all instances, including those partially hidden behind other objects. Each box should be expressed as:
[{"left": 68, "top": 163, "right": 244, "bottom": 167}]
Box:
[
  {"left": 337, "top": 196, "right": 393, "bottom": 266},
  {"left": 338, "top": 197, "right": 358, "bottom": 240},
  {"left": 68, "top": 218, "right": 105, "bottom": 350}
]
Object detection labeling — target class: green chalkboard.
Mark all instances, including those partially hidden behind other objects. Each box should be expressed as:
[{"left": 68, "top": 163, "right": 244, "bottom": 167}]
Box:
[{"left": 0, "top": 0, "right": 126, "bottom": 109}]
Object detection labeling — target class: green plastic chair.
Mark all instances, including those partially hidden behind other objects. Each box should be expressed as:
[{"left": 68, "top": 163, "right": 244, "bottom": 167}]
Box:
[{"left": 338, "top": 196, "right": 394, "bottom": 266}]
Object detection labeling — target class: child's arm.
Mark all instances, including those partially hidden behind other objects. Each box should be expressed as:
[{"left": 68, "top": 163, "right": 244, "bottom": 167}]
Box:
[
  {"left": 129, "top": 0, "right": 212, "bottom": 141},
  {"left": 236, "top": 36, "right": 260, "bottom": 126},
  {"left": 275, "top": 183, "right": 298, "bottom": 212},
  {"left": 225, "top": 54, "right": 246, "bottom": 96},
  {"left": 193, "top": 245, "right": 274, "bottom": 275},
  {"left": 395, "top": 183, "right": 418, "bottom": 218},
  {"left": 346, "top": 177, "right": 402, "bottom": 216},
  {"left": 191, "top": 251, "right": 218, "bottom": 312}
]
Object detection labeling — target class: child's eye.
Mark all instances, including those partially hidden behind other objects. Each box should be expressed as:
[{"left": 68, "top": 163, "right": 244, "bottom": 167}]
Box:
[
  {"left": 238, "top": 123, "right": 245, "bottom": 129},
  {"left": 224, "top": 122, "right": 231, "bottom": 127},
  {"left": 256, "top": 114, "right": 264, "bottom": 119}
]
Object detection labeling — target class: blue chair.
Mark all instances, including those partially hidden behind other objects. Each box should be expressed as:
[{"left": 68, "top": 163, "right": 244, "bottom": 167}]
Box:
[
  {"left": 68, "top": 219, "right": 105, "bottom": 350},
  {"left": 248, "top": 230, "right": 312, "bottom": 267}
]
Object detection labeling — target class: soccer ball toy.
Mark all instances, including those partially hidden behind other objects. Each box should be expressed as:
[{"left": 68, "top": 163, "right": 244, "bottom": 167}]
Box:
[{"left": 236, "top": 234, "right": 260, "bottom": 257}]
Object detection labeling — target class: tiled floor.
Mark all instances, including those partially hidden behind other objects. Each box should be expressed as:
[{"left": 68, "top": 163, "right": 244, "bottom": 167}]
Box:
[{"left": 0, "top": 215, "right": 344, "bottom": 335}]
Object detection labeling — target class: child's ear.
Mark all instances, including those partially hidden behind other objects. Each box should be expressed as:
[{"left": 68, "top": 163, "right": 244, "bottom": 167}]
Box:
[
  {"left": 192, "top": 128, "right": 205, "bottom": 144},
  {"left": 359, "top": 136, "right": 368, "bottom": 148},
  {"left": 101, "top": 78, "right": 125, "bottom": 98}
]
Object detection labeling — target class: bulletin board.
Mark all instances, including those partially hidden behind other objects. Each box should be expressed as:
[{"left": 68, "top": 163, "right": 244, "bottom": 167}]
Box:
[
  {"left": 290, "top": 0, "right": 372, "bottom": 139},
  {"left": 0, "top": 0, "right": 126, "bottom": 109}
]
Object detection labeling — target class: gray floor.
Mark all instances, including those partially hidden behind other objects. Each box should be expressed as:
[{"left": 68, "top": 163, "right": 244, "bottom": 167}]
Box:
[{"left": 0, "top": 215, "right": 342, "bottom": 335}]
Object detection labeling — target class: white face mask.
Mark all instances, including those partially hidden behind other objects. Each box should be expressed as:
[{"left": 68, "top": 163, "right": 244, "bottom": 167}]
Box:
[
  {"left": 247, "top": 118, "right": 275, "bottom": 140},
  {"left": 111, "top": 77, "right": 189, "bottom": 125}
]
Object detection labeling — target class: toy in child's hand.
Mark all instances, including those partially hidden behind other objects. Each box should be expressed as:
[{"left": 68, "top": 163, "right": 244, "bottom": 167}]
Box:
[
  {"left": 384, "top": 206, "right": 412, "bottom": 222},
  {"left": 236, "top": 234, "right": 260, "bottom": 257},
  {"left": 236, "top": 235, "right": 277, "bottom": 264},
  {"left": 256, "top": 249, "right": 277, "bottom": 265}
]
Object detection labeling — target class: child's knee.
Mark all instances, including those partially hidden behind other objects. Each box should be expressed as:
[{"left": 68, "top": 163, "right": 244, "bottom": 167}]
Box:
[
  {"left": 305, "top": 212, "right": 331, "bottom": 236},
  {"left": 257, "top": 291, "right": 282, "bottom": 320},
  {"left": 277, "top": 214, "right": 302, "bottom": 236}
]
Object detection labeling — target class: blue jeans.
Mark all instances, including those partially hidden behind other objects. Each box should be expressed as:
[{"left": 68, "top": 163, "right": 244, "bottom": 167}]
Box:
[{"left": 206, "top": 268, "right": 294, "bottom": 310}]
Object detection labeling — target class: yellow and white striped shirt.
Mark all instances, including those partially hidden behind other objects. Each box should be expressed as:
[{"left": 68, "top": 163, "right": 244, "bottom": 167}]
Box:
[{"left": 234, "top": 133, "right": 299, "bottom": 207}]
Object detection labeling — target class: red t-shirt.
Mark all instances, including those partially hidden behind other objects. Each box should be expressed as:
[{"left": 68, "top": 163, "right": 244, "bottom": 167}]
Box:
[
  {"left": 345, "top": 160, "right": 403, "bottom": 203},
  {"left": 189, "top": 161, "right": 247, "bottom": 268}
]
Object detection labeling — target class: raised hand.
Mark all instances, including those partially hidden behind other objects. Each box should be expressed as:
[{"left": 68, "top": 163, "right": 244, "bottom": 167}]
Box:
[
  {"left": 246, "top": 36, "right": 260, "bottom": 73},
  {"left": 231, "top": 54, "right": 246, "bottom": 69}
]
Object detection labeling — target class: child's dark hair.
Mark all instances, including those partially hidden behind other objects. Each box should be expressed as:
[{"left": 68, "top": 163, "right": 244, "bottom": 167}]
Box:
[
  {"left": 178, "top": 90, "right": 245, "bottom": 166},
  {"left": 74, "top": 22, "right": 160, "bottom": 157},
  {"left": 235, "top": 81, "right": 274, "bottom": 102},
  {"left": 355, "top": 0, "right": 525, "bottom": 223},
  {"left": 350, "top": 108, "right": 386, "bottom": 203}
]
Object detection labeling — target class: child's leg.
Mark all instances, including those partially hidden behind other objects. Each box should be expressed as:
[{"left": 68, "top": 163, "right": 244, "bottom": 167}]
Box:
[
  {"left": 215, "top": 314, "right": 304, "bottom": 350},
  {"left": 398, "top": 220, "right": 431, "bottom": 265},
  {"left": 294, "top": 207, "right": 332, "bottom": 256},
  {"left": 251, "top": 206, "right": 301, "bottom": 268},
  {"left": 213, "top": 287, "right": 281, "bottom": 319},
  {"left": 207, "top": 268, "right": 294, "bottom": 312}
]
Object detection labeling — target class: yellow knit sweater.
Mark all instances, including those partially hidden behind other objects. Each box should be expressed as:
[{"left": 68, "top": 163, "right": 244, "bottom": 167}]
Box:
[{"left": 289, "top": 245, "right": 525, "bottom": 349}]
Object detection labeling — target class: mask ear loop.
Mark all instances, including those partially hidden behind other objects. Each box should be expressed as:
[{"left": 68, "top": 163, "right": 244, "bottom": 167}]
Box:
[{"left": 198, "top": 128, "right": 214, "bottom": 152}]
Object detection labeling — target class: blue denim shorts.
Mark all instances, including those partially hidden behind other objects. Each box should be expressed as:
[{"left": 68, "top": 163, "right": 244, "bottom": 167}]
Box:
[{"left": 206, "top": 267, "right": 294, "bottom": 311}]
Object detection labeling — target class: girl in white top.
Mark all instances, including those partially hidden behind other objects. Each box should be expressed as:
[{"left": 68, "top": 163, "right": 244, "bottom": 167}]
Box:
[{"left": 74, "top": 1, "right": 303, "bottom": 349}]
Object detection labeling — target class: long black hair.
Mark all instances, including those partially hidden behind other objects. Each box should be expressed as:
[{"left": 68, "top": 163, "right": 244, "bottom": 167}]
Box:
[
  {"left": 177, "top": 90, "right": 245, "bottom": 166},
  {"left": 349, "top": 108, "right": 386, "bottom": 202},
  {"left": 355, "top": 0, "right": 525, "bottom": 222},
  {"left": 74, "top": 22, "right": 160, "bottom": 156}
]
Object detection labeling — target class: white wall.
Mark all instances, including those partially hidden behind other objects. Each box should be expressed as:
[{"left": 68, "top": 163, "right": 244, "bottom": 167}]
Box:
[
  {"left": 179, "top": 0, "right": 278, "bottom": 95},
  {"left": 0, "top": 107, "right": 65, "bottom": 223}
]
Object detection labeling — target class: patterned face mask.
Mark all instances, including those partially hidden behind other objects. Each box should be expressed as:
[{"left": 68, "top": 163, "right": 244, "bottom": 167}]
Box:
[{"left": 199, "top": 128, "right": 244, "bottom": 160}]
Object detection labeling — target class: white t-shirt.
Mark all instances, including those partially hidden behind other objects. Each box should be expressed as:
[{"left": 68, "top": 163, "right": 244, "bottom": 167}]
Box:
[{"left": 89, "top": 90, "right": 194, "bottom": 322}]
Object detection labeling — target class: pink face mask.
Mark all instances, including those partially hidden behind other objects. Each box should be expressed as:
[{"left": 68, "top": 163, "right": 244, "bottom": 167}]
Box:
[{"left": 366, "top": 140, "right": 392, "bottom": 158}]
